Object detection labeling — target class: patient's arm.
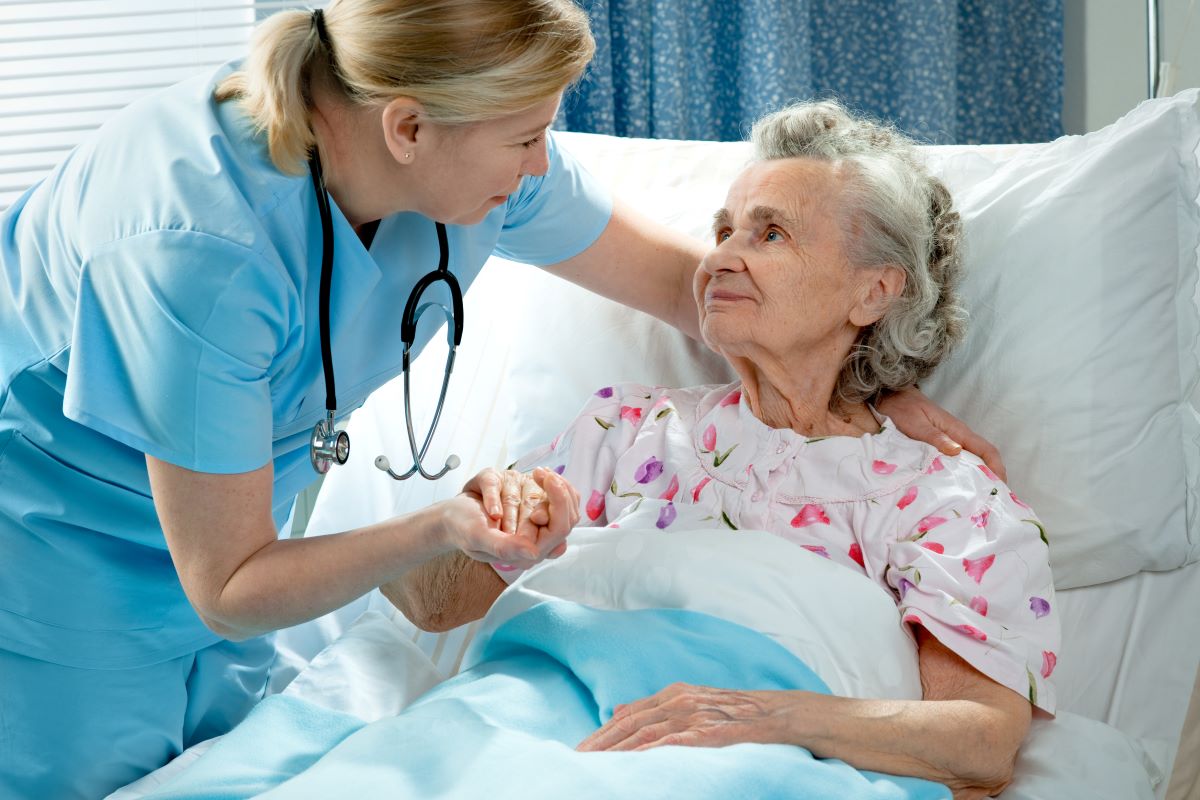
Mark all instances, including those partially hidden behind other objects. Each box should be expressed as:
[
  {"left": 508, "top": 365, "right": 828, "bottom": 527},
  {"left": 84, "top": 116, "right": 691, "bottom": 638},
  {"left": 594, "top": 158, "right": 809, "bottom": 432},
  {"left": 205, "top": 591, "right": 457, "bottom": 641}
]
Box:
[
  {"left": 578, "top": 626, "right": 1031, "bottom": 799},
  {"left": 382, "top": 552, "right": 506, "bottom": 633},
  {"left": 383, "top": 466, "right": 578, "bottom": 632}
]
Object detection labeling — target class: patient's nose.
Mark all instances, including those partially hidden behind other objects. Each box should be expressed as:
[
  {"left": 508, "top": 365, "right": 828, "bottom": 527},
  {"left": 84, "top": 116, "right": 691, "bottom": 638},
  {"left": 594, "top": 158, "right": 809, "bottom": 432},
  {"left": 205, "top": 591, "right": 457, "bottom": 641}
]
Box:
[{"left": 702, "top": 239, "right": 748, "bottom": 274}]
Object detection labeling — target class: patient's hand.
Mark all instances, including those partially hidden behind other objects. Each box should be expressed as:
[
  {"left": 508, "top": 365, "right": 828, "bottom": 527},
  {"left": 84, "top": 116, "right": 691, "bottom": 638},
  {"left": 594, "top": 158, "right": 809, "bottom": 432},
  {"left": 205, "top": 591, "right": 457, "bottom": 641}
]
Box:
[
  {"left": 447, "top": 467, "right": 580, "bottom": 568},
  {"left": 877, "top": 387, "right": 1006, "bottom": 481}
]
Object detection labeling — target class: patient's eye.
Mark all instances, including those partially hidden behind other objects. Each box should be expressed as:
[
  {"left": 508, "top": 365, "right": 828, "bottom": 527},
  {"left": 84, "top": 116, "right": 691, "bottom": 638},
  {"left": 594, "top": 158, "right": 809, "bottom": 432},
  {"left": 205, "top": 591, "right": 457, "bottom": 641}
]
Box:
[
  {"left": 521, "top": 134, "right": 544, "bottom": 149},
  {"left": 715, "top": 229, "right": 731, "bottom": 243},
  {"left": 765, "top": 227, "right": 784, "bottom": 242}
]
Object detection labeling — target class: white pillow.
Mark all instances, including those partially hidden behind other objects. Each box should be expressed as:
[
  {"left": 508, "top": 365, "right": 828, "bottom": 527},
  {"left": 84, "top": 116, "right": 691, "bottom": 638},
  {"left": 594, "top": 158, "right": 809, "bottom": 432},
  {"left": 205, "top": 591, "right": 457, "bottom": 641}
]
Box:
[
  {"left": 502, "top": 91, "right": 1200, "bottom": 589},
  {"left": 999, "top": 711, "right": 1159, "bottom": 800},
  {"left": 474, "top": 527, "right": 923, "bottom": 702}
]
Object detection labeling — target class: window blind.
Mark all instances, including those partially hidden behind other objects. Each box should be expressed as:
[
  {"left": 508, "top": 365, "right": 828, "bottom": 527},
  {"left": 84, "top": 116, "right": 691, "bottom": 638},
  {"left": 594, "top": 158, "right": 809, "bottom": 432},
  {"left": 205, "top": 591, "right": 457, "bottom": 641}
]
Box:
[{"left": 0, "top": 0, "right": 317, "bottom": 212}]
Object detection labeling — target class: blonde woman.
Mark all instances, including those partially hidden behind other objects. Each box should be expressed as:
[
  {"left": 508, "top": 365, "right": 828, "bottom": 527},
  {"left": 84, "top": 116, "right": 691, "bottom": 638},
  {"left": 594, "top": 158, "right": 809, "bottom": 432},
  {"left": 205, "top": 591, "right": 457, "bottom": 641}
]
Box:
[{"left": 0, "top": 2, "right": 999, "bottom": 797}]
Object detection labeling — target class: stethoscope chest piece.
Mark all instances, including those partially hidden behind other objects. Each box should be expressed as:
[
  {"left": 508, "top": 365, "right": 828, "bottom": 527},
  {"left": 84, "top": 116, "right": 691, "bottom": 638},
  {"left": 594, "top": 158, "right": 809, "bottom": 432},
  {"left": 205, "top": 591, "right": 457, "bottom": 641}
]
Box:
[{"left": 310, "top": 411, "right": 350, "bottom": 474}]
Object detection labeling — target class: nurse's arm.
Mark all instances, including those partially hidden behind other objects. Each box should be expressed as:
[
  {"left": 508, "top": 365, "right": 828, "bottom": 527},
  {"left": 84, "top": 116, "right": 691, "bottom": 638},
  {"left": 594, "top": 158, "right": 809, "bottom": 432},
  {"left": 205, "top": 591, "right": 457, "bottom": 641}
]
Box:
[
  {"left": 147, "top": 456, "right": 463, "bottom": 640},
  {"left": 548, "top": 199, "right": 709, "bottom": 340}
]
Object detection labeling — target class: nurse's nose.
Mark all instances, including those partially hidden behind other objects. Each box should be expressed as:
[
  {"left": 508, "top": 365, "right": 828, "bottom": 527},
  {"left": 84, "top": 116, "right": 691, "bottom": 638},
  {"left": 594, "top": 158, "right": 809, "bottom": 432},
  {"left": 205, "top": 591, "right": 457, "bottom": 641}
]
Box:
[{"left": 522, "top": 135, "right": 550, "bottom": 177}]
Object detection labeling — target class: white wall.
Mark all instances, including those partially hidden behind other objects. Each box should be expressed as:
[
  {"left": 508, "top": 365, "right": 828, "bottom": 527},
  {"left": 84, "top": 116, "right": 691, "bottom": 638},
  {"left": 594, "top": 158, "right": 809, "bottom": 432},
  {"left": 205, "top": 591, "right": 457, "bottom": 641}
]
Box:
[{"left": 1064, "top": 0, "right": 1200, "bottom": 134}]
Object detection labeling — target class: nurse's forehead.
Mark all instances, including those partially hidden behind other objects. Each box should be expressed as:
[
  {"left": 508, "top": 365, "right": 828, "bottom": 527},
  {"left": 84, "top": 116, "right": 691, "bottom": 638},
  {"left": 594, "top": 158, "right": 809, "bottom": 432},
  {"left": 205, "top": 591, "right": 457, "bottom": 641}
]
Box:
[{"left": 718, "top": 158, "right": 840, "bottom": 222}]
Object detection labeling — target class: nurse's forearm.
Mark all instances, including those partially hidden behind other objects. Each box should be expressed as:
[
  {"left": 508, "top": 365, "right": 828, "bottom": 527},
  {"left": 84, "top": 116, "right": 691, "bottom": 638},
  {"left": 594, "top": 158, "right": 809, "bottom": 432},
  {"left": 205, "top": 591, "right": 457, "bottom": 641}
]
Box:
[
  {"left": 547, "top": 201, "right": 709, "bottom": 340},
  {"left": 201, "top": 506, "right": 455, "bottom": 640}
]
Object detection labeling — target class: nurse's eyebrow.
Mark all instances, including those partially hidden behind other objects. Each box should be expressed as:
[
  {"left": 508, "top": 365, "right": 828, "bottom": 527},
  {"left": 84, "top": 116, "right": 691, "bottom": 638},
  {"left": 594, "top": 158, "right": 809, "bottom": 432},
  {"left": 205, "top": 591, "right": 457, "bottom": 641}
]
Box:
[{"left": 515, "top": 121, "right": 554, "bottom": 138}]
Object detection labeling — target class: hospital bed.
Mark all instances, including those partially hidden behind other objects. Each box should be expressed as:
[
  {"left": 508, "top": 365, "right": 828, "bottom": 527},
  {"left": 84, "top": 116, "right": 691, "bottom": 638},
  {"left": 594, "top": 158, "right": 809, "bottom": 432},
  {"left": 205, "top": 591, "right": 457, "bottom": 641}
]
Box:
[{"left": 111, "top": 90, "right": 1200, "bottom": 799}]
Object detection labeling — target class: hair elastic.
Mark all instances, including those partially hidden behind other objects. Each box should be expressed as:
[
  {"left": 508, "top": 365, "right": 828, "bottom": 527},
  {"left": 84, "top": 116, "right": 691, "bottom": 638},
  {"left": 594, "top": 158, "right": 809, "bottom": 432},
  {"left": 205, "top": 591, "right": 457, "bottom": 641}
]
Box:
[{"left": 312, "top": 8, "right": 332, "bottom": 50}]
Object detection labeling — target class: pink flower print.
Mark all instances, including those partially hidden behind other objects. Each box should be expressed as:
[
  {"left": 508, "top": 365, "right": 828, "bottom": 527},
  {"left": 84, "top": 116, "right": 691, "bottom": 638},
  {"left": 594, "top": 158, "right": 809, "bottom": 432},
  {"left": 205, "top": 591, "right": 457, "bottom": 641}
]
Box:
[
  {"left": 956, "top": 624, "right": 988, "bottom": 642},
  {"left": 691, "top": 477, "right": 712, "bottom": 502},
  {"left": 1041, "top": 651, "right": 1057, "bottom": 678},
  {"left": 902, "top": 613, "right": 922, "bottom": 626},
  {"left": 653, "top": 394, "right": 672, "bottom": 409},
  {"left": 920, "top": 541, "right": 945, "bottom": 554},
  {"left": 1029, "top": 597, "right": 1050, "bottom": 619},
  {"left": 848, "top": 543, "right": 865, "bottom": 569},
  {"left": 791, "top": 504, "right": 830, "bottom": 528},
  {"left": 1010, "top": 491, "right": 1031, "bottom": 509},
  {"left": 550, "top": 433, "right": 562, "bottom": 450},
  {"left": 872, "top": 460, "right": 897, "bottom": 475},
  {"left": 659, "top": 474, "right": 679, "bottom": 502},
  {"left": 971, "top": 508, "right": 991, "bottom": 528},
  {"left": 898, "top": 577, "right": 915, "bottom": 598},
  {"left": 585, "top": 490, "right": 605, "bottom": 521},
  {"left": 701, "top": 424, "right": 717, "bottom": 453},
  {"left": 963, "top": 554, "right": 996, "bottom": 584},
  {"left": 917, "top": 515, "right": 948, "bottom": 534},
  {"left": 801, "top": 544, "right": 830, "bottom": 559},
  {"left": 495, "top": 563, "right": 518, "bottom": 572},
  {"left": 634, "top": 457, "right": 664, "bottom": 484},
  {"left": 969, "top": 596, "right": 989, "bottom": 616},
  {"left": 978, "top": 463, "right": 998, "bottom": 481},
  {"left": 619, "top": 405, "right": 643, "bottom": 424},
  {"left": 656, "top": 503, "right": 677, "bottom": 529},
  {"left": 595, "top": 387, "right": 614, "bottom": 398},
  {"left": 925, "top": 457, "right": 944, "bottom": 474},
  {"left": 896, "top": 486, "right": 918, "bottom": 510},
  {"left": 719, "top": 389, "right": 742, "bottom": 407}
]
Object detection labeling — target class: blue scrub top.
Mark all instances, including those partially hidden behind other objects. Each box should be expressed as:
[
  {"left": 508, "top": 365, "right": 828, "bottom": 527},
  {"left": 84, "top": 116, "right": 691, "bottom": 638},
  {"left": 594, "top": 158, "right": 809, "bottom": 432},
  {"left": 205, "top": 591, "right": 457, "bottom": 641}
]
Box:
[{"left": 0, "top": 63, "right": 612, "bottom": 669}]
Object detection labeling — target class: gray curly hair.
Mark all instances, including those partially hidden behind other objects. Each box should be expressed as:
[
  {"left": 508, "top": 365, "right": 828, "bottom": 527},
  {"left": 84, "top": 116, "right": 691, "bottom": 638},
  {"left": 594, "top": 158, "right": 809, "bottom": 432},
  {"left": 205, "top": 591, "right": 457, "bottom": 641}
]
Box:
[{"left": 750, "top": 100, "right": 967, "bottom": 409}]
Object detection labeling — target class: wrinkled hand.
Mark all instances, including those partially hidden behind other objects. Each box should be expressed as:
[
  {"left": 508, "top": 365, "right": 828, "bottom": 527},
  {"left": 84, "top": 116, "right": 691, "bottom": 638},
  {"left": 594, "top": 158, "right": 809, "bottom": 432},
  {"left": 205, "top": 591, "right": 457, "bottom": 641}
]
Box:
[
  {"left": 443, "top": 467, "right": 580, "bottom": 569},
  {"left": 576, "top": 683, "right": 784, "bottom": 752},
  {"left": 877, "top": 387, "right": 1006, "bottom": 482}
]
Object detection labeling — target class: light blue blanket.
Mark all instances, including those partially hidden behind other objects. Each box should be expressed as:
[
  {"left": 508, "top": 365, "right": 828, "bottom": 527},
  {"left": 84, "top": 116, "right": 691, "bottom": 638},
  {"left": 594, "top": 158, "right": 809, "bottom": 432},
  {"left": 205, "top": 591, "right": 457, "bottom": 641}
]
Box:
[{"left": 149, "top": 601, "right": 950, "bottom": 799}]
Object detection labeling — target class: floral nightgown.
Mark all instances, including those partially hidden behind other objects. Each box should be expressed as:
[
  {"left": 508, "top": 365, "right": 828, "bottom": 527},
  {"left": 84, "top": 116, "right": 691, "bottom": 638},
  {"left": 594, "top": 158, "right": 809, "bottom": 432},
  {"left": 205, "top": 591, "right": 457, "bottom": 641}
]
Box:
[{"left": 506, "top": 381, "right": 1060, "bottom": 714}]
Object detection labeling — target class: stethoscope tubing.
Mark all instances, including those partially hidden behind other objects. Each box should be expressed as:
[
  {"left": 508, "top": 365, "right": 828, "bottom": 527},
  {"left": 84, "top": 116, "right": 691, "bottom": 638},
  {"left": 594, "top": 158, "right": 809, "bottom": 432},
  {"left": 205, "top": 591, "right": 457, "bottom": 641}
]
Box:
[{"left": 307, "top": 149, "right": 461, "bottom": 479}]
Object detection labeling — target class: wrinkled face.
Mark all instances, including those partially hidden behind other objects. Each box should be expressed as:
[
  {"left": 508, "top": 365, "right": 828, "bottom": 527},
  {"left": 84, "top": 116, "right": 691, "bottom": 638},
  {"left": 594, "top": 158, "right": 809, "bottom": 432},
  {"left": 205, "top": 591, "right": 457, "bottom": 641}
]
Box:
[
  {"left": 410, "top": 94, "right": 560, "bottom": 226},
  {"left": 694, "top": 158, "right": 871, "bottom": 365}
]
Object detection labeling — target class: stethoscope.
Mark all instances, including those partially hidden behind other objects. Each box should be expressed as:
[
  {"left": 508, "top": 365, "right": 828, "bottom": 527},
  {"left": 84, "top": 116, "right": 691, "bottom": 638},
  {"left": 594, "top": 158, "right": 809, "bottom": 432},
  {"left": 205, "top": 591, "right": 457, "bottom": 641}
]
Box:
[{"left": 307, "top": 149, "right": 463, "bottom": 480}]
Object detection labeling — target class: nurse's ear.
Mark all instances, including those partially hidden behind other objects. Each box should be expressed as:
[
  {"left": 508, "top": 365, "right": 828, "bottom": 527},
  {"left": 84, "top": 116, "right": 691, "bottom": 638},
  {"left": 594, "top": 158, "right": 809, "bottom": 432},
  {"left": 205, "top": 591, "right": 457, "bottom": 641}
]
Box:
[{"left": 380, "top": 97, "right": 426, "bottom": 165}]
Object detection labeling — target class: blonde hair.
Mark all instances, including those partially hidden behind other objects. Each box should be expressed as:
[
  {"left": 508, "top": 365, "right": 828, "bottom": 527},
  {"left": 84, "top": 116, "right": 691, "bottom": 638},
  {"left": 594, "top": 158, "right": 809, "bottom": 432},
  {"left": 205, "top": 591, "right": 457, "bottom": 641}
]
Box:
[
  {"left": 750, "top": 100, "right": 967, "bottom": 409},
  {"left": 215, "top": 0, "right": 594, "bottom": 174}
]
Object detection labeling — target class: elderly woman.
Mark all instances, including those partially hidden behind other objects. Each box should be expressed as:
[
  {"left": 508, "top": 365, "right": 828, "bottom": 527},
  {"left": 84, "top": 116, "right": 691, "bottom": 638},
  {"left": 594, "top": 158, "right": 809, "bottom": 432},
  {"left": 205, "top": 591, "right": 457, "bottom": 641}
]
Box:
[{"left": 390, "top": 101, "right": 1058, "bottom": 799}]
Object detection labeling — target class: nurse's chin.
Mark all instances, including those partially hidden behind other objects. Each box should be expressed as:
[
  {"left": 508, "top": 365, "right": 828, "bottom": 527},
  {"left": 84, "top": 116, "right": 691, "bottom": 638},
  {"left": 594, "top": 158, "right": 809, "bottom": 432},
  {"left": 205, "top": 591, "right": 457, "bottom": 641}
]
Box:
[{"left": 445, "top": 196, "right": 508, "bottom": 226}]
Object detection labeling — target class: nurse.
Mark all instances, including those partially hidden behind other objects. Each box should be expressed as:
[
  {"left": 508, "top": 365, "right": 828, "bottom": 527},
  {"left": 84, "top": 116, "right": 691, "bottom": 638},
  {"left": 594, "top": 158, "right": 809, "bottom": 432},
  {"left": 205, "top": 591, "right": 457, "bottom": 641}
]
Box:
[{"left": 0, "top": 1, "right": 1002, "bottom": 798}]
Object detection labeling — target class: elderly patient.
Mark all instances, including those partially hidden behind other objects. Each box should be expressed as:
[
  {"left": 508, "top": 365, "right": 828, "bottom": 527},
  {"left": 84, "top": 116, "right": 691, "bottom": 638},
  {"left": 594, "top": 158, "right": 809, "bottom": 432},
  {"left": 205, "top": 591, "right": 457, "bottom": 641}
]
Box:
[{"left": 390, "top": 101, "right": 1060, "bottom": 800}]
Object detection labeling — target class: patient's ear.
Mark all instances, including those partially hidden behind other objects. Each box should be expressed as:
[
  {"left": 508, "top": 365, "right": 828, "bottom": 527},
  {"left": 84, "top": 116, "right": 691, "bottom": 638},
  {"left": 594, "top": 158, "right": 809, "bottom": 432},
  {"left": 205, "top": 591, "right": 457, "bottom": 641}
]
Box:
[{"left": 849, "top": 265, "right": 906, "bottom": 327}]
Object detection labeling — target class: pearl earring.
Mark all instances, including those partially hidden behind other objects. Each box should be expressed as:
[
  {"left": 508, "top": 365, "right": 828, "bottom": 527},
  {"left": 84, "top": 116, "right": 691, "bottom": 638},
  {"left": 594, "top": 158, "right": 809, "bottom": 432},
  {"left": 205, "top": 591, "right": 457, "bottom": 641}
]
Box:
[{"left": 403, "top": 153, "right": 412, "bottom": 160}]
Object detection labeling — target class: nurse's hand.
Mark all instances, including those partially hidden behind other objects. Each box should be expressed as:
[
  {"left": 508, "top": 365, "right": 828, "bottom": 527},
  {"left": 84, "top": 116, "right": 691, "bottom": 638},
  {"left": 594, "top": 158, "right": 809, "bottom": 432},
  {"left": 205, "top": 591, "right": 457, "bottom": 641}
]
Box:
[
  {"left": 444, "top": 467, "right": 580, "bottom": 568},
  {"left": 877, "top": 387, "right": 1006, "bottom": 482}
]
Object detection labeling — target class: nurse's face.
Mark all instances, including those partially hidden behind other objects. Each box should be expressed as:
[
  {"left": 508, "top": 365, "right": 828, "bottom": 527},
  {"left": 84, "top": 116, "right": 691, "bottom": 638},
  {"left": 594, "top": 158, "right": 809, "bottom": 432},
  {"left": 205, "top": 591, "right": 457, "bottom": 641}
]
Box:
[{"left": 408, "top": 95, "right": 560, "bottom": 226}]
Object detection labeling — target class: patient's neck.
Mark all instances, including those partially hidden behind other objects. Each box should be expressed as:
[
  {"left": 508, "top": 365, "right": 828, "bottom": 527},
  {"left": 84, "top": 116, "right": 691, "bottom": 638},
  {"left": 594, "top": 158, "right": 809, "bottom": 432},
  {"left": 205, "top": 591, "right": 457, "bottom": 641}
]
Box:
[{"left": 733, "top": 359, "right": 878, "bottom": 438}]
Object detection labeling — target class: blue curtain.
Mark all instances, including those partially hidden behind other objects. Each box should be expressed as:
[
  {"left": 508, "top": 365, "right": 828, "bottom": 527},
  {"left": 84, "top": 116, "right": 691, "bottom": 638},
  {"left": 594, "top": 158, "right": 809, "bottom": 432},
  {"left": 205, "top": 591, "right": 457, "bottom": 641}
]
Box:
[{"left": 557, "top": 0, "right": 1063, "bottom": 145}]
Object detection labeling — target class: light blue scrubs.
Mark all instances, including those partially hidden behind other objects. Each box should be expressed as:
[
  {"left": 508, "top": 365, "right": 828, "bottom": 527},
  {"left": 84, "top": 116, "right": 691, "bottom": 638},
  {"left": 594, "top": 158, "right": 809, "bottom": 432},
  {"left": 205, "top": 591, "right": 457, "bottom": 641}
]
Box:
[{"left": 0, "top": 61, "right": 611, "bottom": 799}]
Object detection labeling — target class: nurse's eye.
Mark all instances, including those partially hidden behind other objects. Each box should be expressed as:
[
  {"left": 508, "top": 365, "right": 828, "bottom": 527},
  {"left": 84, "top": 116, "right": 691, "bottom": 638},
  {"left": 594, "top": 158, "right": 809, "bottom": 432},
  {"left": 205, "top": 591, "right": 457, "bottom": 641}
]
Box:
[
  {"left": 715, "top": 228, "right": 731, "bottom": 244},
  {"left": 521, "top": 134, "right": 544, "bottom": 149}
]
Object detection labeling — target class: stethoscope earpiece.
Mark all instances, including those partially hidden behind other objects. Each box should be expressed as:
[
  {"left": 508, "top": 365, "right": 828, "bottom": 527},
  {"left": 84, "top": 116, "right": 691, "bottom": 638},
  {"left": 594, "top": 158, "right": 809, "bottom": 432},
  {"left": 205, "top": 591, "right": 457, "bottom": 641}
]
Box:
[{"left": 305, "top": 150, "right": 462, "bottom": 481}]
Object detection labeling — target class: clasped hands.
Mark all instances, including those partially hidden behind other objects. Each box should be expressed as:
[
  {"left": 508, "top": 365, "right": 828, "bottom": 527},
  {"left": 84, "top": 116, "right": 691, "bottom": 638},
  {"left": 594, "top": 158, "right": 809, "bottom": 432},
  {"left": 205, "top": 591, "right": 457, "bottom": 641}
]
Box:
[{"left": 442, "top": 466, "right": 581, "bottom": 571}]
